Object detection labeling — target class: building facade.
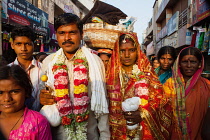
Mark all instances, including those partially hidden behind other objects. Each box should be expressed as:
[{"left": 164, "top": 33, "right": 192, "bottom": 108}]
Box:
[{"left": 142, "top": 0, "right": 210, "bottom": 75}]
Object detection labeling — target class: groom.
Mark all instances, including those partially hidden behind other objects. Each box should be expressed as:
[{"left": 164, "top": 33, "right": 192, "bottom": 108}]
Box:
[{"left": 40, "top": 13, "right": 110, "bottom": 140}]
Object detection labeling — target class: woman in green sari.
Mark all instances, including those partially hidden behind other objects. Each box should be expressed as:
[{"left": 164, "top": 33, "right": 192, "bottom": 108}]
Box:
[{"left": 155, "top": 46, "right": 176, "bottom": 84}]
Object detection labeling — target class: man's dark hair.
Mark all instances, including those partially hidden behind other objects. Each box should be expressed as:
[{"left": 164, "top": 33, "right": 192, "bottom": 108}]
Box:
[
  {"left": 0, "top": 65, "right": 33, "bottom": 98},
  {"left": 54, "top": 13, "right": 83, "bottom": 34},
  {"left": 11, "top": 26, "right": 36, "bottom": 42}
]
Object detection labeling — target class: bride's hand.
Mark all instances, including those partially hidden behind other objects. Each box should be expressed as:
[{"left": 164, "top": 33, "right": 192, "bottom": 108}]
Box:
[{"left": 124, "top": 110, "right": 142, "bottom": 125}]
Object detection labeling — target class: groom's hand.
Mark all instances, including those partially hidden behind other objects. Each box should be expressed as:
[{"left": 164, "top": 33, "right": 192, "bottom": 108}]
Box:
[{"left": 40, "top": 89, "right": 55, "bottom": 105}]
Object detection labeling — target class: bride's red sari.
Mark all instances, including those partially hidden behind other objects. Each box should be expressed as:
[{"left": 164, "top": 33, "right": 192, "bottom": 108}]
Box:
[{"left": 106, "top": 32, "right": 172, "bottom": 140}]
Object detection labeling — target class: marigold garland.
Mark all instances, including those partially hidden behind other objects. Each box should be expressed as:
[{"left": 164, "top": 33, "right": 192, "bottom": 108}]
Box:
[{"left": 53, "top": 49, "right": 90, "bottom": 140}]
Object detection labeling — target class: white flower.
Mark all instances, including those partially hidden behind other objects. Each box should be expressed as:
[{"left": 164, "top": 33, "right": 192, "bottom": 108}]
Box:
[
  {"left": 54, "top": 76, "right": 68, "bottom": 85},
  {"left": 74, "top": 71, "right": 88, "bottom": 80},
  {"left": 122, "top": 97, "right": 141, "bottom": 112},
  {"left": 54, "top": 69, "right": 67, "bottom": 75},
  {"left": 132, "top": 64, "right": 141, "bottom": 75},
  {"left": 75, "top": 64, "right": 86, "bottom": 69},
  {"left": 135, "top": 87, "right": 149, "bottom": 96}
]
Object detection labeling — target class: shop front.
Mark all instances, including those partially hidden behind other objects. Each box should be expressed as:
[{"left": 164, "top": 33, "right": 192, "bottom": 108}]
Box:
[
  {"left": 1, "top": 0, "right": 49, "bottom": 64},
  {"left": 189, "top": 0, "right": 210, "bottom": 79}
]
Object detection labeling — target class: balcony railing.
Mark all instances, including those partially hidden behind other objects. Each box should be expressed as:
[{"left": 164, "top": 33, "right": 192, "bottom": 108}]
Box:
[{"left": 179, "top": 8, "right": 188, "bottom": 29}]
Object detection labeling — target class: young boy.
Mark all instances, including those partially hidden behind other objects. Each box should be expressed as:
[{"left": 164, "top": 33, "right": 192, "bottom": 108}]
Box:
[{"left": 8, "top": 26, "right": 42, "bottom": 111}]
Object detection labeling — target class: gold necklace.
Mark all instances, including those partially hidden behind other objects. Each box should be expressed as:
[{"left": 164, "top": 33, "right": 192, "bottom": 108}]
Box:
[
  {"left": 10, "top": 114, "right": 24, "bottom": 131},
  {"left": 122, "top": 69, "right": 133, "bottom": 80}
]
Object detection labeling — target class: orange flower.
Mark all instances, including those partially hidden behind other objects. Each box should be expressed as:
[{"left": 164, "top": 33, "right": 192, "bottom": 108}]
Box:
[
  {"left": 62, "top": 65, "right": 67, "bottom": 69},
  {"left": 75, "top": 59, "right": 84, "bottom": 63},
  {"left": 62, "top": 116, "right": 72, "bottom": 125},
  {"left": 83, "top": 114, "right": 89, "bottom": 121},
  {"left": 76, "top": 115, "right": 83, "bottom": 123}
]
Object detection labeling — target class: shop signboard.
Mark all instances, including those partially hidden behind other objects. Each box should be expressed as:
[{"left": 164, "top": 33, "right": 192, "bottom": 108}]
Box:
[
  {"left": 196, "top": 0, "right": 210, "bottom": 23},
  {"left": 5, "top": 0, "right": 49, "bottom": 35},
  {"left": 192, "top": 0, "right": 210, "bottom": 24},
  {"left": 167, "top": 11, "right": 179, "bottom": 36}
]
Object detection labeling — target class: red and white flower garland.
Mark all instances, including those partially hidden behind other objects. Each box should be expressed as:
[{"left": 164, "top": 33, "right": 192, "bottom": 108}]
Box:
[
  {"left": 132, "top": 64, "right": 149, "bottom": 109},
  {"left": 130, "top": 64, "right": 150, "bottom": 138},
  {"left": 53, "top": 49, "right": 90, "bottom": 139}
]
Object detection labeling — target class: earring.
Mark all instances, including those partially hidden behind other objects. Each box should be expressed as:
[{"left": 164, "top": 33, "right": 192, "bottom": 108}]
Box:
[{"left": 198, "top": 65, "right": 201, "bottom": 68}]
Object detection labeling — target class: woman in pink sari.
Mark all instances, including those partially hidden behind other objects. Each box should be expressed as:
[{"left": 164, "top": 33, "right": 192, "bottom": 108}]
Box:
[
  {"left": 0, "top": 65, "right": 52, "bottom": 140},
  {"left": 163, "top": 47, "right": 210, "bottom": 139}
]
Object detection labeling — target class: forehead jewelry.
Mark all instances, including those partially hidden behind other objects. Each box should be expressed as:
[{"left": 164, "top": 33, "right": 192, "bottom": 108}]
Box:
[
  {"left": 122, "top": 35, "right": 130, "bottom": 43},
  {"left": 122, "top": 34, "right": 137, "bottom": 47}
]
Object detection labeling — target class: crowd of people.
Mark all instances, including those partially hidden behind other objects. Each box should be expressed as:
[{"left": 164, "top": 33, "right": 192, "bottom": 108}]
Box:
[{"left": 0, "top": 2, "right": 210, "bottom": 140}]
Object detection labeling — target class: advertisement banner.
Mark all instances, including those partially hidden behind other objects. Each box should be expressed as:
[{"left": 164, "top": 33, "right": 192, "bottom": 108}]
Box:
[
  {"left": 167, "top": 11, "right": 179, "bottom": 36},
  {"left": 196, "top": 0, "right": 210, "bottom": 23},
  {"left": 5, "top": 0, "right": 49, "bottom": 35},
  {"left": 193, "top": 0, "right": 210, "bottom": 24}
]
